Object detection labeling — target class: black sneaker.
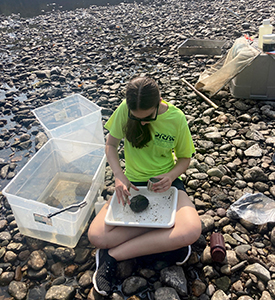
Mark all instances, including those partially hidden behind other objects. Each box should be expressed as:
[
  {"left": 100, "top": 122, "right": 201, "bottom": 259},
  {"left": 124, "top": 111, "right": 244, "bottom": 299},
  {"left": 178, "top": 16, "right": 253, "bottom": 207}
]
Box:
[
  {"left": 138, "top": 245, "right": 191, "bottom": 267},
  {"left": 93, "top": 249, "right": 117, "bottom": 296}
]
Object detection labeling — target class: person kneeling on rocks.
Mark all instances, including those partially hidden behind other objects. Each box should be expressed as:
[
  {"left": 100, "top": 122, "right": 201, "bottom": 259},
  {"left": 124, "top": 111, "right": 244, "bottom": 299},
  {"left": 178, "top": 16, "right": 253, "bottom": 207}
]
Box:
[{"left": 88, "top": 76, "right": 202, "bottom": 296}]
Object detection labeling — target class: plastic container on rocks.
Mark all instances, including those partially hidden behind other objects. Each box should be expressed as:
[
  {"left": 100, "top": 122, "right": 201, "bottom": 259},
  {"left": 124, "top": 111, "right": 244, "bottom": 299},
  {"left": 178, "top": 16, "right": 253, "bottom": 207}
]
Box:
[
  {"left": 32, "top": 94, "right": 104, "bottom": 144},
  {"left": 3, "top": 138, "right": 106, "bottom": 248},
  {"left": 263, "top": 34, "right": 275, "bottom": 52},
  {"left": 95, "top": 195, "right": 107, "bottom": 215},
  {"left": 229, "top": 53, "right": 275, "bottom": 100},
  {"left": 258, "top": 19, "right": 273, "bottom": 49},
  {"left": 3, "top": 94, "right": 106, "bottom": 247}
]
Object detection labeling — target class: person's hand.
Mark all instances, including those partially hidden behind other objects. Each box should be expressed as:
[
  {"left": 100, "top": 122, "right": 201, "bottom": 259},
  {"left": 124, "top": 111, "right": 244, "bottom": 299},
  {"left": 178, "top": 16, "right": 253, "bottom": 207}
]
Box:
[
  {"left": 114, "top": 177, "right": 139, "bottom": 206},
  {"left": 151, "top": 174, "right": 172, "bottom": 193}
]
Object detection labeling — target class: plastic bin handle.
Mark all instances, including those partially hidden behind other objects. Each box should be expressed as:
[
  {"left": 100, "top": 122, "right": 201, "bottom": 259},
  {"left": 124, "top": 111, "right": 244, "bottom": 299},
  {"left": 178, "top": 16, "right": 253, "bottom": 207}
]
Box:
[{"left": 47, "top": 201, "right": 87, "bottom": 218}]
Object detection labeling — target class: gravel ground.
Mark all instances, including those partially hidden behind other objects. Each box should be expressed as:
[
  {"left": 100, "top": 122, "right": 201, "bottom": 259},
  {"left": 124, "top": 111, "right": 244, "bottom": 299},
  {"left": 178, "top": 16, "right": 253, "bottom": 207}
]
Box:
[{"left": 0, "top": 0, "right": 275, "bottom": 299}]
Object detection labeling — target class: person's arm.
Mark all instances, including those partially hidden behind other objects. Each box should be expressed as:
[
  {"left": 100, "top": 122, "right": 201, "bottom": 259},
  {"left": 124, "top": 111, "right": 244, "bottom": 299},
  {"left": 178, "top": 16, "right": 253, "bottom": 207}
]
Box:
[
  {"left": 167, "top": 157, "right": 191, "bottom": 180},
  {"left": 105, "top": 134, "right": 138, "bottom": 204},
  {"left": 151, "top": 157, "right": 191, "bottom": 193}
]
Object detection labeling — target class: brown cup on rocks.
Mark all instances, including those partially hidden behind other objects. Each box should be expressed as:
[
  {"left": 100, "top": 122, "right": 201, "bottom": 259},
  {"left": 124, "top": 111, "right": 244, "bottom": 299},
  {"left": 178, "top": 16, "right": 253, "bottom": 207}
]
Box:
[{"left": 210, "top": 232, "right": 226, "bottom": 263}]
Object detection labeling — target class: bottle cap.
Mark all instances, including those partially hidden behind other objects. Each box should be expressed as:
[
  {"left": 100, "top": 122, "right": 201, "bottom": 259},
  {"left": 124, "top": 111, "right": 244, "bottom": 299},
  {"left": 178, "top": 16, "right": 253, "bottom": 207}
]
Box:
[
  {"left": 263, "top": 19, "right": 270, "bottom": 25},
  {"left": 263, "top": 34, "right": 275, "bottom": 42},
  {"left": 97, "top": 196, "right": 104, "bottom": 203}
]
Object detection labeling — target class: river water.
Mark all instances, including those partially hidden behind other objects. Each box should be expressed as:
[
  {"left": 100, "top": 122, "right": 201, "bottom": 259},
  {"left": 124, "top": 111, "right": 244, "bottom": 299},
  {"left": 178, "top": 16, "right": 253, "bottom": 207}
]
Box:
[{"left": 0, "top": 0, "right": 144, "bottom": 18}]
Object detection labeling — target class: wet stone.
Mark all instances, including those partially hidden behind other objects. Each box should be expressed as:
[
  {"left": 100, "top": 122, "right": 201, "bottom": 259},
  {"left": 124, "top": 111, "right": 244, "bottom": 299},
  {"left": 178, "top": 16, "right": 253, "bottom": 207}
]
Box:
[
  {"left": 244, "top": 263, "right": 271, "bottom": 282},
  {"left": 0, "top": 231, "right": 11, "bottom": 242},
  {"left": 0, "top": 165, "right": 9, "bottom": 179},
  {"left": 260, "top": 291, "right": 273, "bottom": 300},
  {"left": 220, "top": 264, "right": 231, "bottom": 276},
  {"left": 87, "top": 287, "right": 107, "bottom": 299},
  {"left": 201, "top": 247, "right": 212, "bottom": 265},
  {"left": 234, "top": 245, "right": 251, "bottom": 260},
  {"left": 25, "top": 237, "right": 45, "bottom": 250},
  {"left": 52, "top": 247, "right": 75, "bottom": 263},
  {"left": 43, "top": 245, "right": 56, "bottom": 259},
  {"left": 0, "top": 247, "right": 5, "bottom": 259},
  {"left": 243, "top": 166, "right": 268, "bottom": 182},
  {"left": 244, "top": 144, "right": 263, "bottom": 157},
  {"left": 155, "top": 287, "right": 180, "bottom": 300},
  {"left": 28, "top": 250, "right": 47, "bottom": 270},
  {"left": 27, "top": 267, "right": 48, "bottom": 280},
  {"left": 200, "top": 215, "right": 215, "bottom": 234},
  {"left": 64, "top": 264, "right": 78, "bottom": 277},
  {"left": 34, "top": 132, "right": 48, "bottom": 151},
  {"left": 18, "top": 250, "right": 30, "bottom": 261},
  {"left": 0, "top": 271, "right": 14, "bottom": 286},
  {"left": 4, "top": 251, "right": 17, "bottom": 263},
  {"left": 51, "top": 262, "right": 65, "bottom": 277},
  {"left": 237, "top": 296, "right": 253, "bottom": 300},
  {"left": 192, "top": 279, "right": 207, "bottom": 297},
  {"left": 14, "top": 266, "right": 22, "bottom": 281},
  {"left": 18, "top": 140, "right": 32, "bottom": 150},
  {"left": 27, "top": 285, "right": 47, "bottom": 300},
  {"left": 117, "top": 259, "right": 137, "bottom": 281},
  {"left": 0, "top": 220, "right": 8, "bottom": 231},
  {"left": 138, "top": 268, "right": 155, "bottom": 279},
  {"left": 203, "top": 265, "right": 220, "bottom": 279},
  {"left": 223, "top": 234, "right": 238, "bottom": 247},
  {"left": 52, "top": 276, "right": 66, "bottom": 285},
  {"left": 224, "top": 250, "right": 239, "bottom": 267},
  {"left": 267, "top": 280, "right": 275, "bottom": 298},
  {"left": 122, "top": 276, "right": 148, "bottom": 296},
  {"left": 78, "top": 270, "right": 94, "bottom": 288},
  {"left": 212, "top": 276, "right": 231, "bottom": 291},
  {"left": 8, "top": 280, "right": 28, "bottom": 300},
  {"left": 207, "top": 168, "right": 224, "bottom": 178},
  {"left": 44, "top": 285, "right": 76, "bottom": 300},
  {"left": 160, "top": 266, "right": 188, "bottom": 297},
  {"left": 19, "top": 133, "right": 30, "bottom": 142},
  {"left": 271, "top": 227, "right": 275, "bottom": 246}
]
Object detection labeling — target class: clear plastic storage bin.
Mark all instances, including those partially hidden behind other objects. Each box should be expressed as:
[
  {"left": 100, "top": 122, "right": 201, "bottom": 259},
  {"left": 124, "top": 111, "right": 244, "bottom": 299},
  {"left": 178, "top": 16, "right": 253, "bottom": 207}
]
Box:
[
  {"left": 32, "top": 94, "right": 104, "bottom": 144},
  {"left": 3, "top": 138, "right": 106, "bottom": 248}
]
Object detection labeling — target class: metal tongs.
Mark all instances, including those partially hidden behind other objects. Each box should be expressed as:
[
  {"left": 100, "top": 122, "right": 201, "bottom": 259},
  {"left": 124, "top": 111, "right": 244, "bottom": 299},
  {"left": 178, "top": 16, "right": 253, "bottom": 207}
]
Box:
[{"left": 47, "top": 201, "right": 87, "bottom": 218}]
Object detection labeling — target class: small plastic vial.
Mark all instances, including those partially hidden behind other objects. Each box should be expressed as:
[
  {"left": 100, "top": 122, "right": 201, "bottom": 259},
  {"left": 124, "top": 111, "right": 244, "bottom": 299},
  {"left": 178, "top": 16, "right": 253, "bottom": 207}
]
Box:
[
  {"left": 210, "top": 232, "right": 226, "bottom": 262},
  {"left": 258, "top": 19, "right": 273, "bottom": 49},
  {"left": 147, "top": 177, "right": 160, "bottom": 192},
  {"left": 95, "top": 196, "right": 107, "bottom": 215}
]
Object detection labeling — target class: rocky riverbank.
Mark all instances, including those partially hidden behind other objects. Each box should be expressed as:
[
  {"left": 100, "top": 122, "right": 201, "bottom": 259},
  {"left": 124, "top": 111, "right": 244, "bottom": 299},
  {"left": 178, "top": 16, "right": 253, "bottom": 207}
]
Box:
[{"left": 1, "top": 0, "right": 275, "bottom": 299}]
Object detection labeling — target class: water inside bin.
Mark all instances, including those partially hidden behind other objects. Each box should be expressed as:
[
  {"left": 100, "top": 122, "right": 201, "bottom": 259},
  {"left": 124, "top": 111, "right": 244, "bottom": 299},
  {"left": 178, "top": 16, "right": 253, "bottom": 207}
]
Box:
[{"left": 38, "top": 172, "right": 93, "bottom": 210}]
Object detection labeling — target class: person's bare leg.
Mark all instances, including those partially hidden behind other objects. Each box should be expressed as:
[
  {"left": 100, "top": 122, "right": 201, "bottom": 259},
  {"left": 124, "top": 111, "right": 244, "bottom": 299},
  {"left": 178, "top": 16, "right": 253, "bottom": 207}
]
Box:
[
  {"left": 88, "top": 199, "right": 154, "bottom": 249},
  {"left": 88, "top": 191, "right": 201, "bottom": 261},
  {"left": 108, "top": 191, "right": 201, "bottom": 261}
]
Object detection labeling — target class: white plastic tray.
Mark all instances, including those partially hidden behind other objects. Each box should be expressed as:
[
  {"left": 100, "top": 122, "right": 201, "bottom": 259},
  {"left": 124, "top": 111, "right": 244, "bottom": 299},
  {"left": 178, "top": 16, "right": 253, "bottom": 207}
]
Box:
[{"left": 105, "top": 187, "right": 178, "bottom": 228}]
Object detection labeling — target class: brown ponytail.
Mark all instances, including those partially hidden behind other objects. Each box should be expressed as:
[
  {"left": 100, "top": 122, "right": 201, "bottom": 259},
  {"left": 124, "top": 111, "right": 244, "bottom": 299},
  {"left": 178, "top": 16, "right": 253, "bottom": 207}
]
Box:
[{"left": 124, "top": 77, "right": 160, "bottom": 148}]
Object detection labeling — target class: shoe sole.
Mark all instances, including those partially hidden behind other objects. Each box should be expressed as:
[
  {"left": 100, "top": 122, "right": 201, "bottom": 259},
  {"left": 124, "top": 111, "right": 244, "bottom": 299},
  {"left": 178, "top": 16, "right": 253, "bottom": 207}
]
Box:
[
  {"left": 92, "top": 249, "right": 108, "bottom": 297},
  {"left": 176, "top": 245, "right": 191, "bottom": 266}
]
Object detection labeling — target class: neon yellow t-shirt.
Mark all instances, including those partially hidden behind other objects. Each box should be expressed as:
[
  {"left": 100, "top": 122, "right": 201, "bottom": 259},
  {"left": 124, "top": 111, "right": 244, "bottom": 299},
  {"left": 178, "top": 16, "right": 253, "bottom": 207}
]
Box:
[{"left": 104, "top": 100, "right": 195, "bottom": 182}]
